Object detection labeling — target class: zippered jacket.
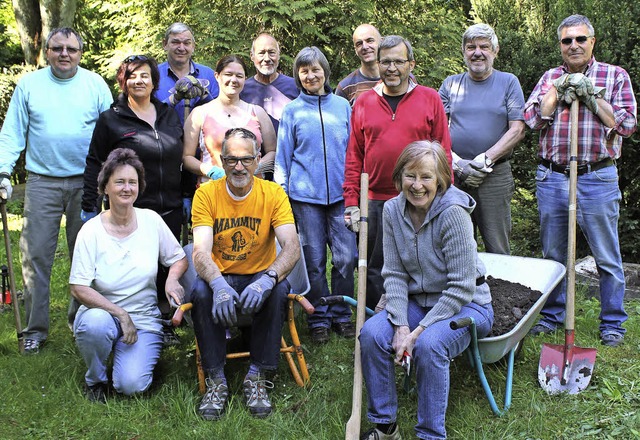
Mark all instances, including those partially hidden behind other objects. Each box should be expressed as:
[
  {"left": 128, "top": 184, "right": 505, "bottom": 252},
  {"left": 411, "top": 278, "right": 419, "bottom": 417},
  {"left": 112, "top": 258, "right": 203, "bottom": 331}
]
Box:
[
  {"left": 275, "top": 87, "right": 351, "bottom": 205},
  {"left": 82, "top": 94, "right": 184, "bottom": 213}
]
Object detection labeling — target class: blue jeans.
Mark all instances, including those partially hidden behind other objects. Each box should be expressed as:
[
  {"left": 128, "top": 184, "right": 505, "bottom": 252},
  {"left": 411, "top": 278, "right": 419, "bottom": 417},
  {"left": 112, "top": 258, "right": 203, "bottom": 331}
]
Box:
[
  {"left": 536, "top": 164, "right": 627, "bottom": 334},
  {"left": 74, "top": 308, "right": 163, "bottom": 395},
  {"left": 360, "top": 301, "right": 493, "bottom": 440},
  {"left": 21, "top": 173, "right": 84, "bottom": 340},
  {"left": 191, "top": 274, "right": 289, "bottom": 372},
  {"left": 291, "top": 201, "right": 356, "bottom": 328}
]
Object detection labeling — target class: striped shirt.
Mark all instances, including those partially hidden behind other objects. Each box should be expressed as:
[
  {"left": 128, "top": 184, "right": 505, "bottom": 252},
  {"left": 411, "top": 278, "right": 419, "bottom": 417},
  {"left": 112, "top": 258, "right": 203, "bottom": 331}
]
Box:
[{"left": 524, "top": 57, "right": 637, "bottom": 165}]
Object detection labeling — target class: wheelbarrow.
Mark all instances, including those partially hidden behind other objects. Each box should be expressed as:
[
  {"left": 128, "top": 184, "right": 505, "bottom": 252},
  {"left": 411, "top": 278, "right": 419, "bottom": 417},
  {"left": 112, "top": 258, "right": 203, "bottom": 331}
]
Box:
[{"left": 451, "top": 253, "right": 565, "bottom": 416}]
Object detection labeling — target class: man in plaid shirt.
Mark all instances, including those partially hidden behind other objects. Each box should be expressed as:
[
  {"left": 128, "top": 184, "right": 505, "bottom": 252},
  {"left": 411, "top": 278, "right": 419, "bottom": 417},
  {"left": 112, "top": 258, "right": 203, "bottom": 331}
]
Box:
[{"left": 524, "top": 14, "right": 637, "bottom": 347}]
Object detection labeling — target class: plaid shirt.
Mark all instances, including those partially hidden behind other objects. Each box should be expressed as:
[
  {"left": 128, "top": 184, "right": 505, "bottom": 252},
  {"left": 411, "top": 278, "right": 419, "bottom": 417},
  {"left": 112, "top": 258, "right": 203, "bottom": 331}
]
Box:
[{"left": 524, "top": 57, "right": 637, "bottom": 165}]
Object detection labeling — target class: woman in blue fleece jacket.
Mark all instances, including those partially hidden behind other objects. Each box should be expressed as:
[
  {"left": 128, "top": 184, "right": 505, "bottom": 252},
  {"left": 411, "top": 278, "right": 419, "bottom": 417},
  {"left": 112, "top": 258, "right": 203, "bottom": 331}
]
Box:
[
  {"left": 359, "top": 141, "right": 494, "bottom": 440},
  {"left": 274, "top": 46, "right": 356, "bottom": 344}
]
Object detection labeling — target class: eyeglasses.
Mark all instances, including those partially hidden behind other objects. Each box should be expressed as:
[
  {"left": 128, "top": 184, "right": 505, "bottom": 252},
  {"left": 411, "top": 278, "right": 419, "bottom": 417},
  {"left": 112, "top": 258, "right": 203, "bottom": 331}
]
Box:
[
  {"left": 379, "top": 59, "right": 409, "bottom": 68},
  {"left": 124, "top": 55, "right": 149, "bottom": 63},
  {"left": 48, "top": 46, "right": 81, "bottom": 55},
  {"left": 560, "top": 35, "right": 593, "bottom": 45},
  {"left": 221, "top": 155, "right": 257, "bottom": 167}
]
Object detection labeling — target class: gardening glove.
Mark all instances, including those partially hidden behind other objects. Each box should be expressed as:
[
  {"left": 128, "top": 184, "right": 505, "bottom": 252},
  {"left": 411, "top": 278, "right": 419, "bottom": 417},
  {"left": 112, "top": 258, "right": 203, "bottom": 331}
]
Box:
[
  {"left": 454, "top": 158, "right": 487, "bottom": 188},
  {"left": 169, "top": 76, "right": 209, "bottom": 105},
  {"left": 0, "top": 174, "right": 12, "bottom": 200},
  {"left": 206, "top": 166, "right": 225, "bottom": 180},
  {"left": 182, "top": 198, "right": 192, "bottom": 224},
  {"left": 209, "top": 277, "right": 239, "bottom": 327},
  {"left": 553, "top": 74, "right": 577, "bottom": 105},
  {"left": 344, "top": 206, "right": 360, "bottom": 233},
  {"left": 239, "top": 273, "right": 276, "bottom": 315},
  {"left": 568, "top": 73, "right": 593, "bottom": 98},
  {"left": 80, "top": 209, "right": 97, "bottom": 222}
]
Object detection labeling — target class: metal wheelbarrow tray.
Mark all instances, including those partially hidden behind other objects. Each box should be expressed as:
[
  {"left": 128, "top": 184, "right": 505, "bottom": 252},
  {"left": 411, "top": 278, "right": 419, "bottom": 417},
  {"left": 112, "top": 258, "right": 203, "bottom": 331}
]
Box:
[{"left": 454, "top": 253, "right": 565, "bottom": 416}]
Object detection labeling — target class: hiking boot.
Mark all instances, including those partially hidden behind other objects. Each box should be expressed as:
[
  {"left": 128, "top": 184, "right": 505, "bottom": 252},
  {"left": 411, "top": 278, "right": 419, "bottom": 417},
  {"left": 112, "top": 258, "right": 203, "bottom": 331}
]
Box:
[
  {"left": 601, "top": 331, "right": 624, "bottom": 347},
  {"left": 23, "top": 338, "right": 41, "bottom": 355},
  {"left": 311, "top": 327, "right": 330, "bottom": 344},
  {"left": 529, "top": 323, "right": 556, "bottom": 336},
  {"left": 85, "top": 382, "right": 108, "bottom": 404},
  {"left": 162, "top": 325, "right": 180, "bottom": 346},
  {"left": 332, "top": 321, "right": 356, "bottom": 338},
  {"left": 243, "top": 375, "right": 274, "bottom": 418},
  {"left": 199, "top": 378, "right": 228, "bottom": 420},
  {"left": 361, "top": 425, "right": 402, "bottom": 440}
]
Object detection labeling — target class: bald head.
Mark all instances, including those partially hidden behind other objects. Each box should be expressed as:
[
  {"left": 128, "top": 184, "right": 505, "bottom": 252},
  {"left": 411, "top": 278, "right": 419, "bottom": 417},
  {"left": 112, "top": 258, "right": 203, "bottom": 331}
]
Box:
[
  {"left": 250, "top": 33, "right": 281, "bottom": 83},
  {"left": 353, "top": 24, "right": 381, "bottom": 66}
]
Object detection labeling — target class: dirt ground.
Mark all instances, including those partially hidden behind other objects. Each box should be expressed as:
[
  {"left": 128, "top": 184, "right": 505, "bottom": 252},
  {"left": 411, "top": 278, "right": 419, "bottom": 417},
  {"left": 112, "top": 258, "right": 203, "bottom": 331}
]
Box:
[{"left": 487, "top": 276, "right": 542, "bottom": 337}]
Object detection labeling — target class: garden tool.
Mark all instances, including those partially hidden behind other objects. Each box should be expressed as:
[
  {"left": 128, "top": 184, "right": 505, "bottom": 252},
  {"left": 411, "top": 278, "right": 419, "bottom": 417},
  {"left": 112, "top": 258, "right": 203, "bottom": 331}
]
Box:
[
  {"left": 1, "top": 201, "right": 24, "bottom": 353},
  {"left": 538, "top": 100, "right": 596, "bottom": 395}
]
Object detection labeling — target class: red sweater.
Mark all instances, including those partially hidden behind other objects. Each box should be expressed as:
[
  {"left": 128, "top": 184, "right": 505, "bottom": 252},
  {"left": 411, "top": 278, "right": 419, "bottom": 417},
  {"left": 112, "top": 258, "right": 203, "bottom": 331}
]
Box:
[{"left": 343, "top": 81, "right": 452, "bottom": 206}]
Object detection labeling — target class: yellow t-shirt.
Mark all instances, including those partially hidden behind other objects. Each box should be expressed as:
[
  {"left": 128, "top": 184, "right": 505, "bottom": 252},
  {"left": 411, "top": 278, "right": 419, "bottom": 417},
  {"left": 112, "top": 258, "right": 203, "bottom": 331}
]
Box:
[{"left": 192, "top": 177, "right": 294, "bottom": 274}]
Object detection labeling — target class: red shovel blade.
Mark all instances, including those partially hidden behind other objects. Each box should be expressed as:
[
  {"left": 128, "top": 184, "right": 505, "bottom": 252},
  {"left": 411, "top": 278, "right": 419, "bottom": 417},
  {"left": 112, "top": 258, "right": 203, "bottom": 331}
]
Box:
[{"left": 538, "top": 341, "right": 596, "bottom": 395}]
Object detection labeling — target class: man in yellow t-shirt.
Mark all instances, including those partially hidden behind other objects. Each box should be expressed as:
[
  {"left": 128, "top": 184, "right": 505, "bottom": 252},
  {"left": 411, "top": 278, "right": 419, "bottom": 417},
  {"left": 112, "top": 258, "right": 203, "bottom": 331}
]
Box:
[{"left": 190, "top": 127, "right": 300, "bottom": 421}]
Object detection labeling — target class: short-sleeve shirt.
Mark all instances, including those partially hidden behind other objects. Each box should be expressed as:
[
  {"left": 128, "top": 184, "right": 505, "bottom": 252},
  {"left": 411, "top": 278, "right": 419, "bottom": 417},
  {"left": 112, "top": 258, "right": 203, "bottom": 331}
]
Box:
[{"left": 191, "top": 177, "right": 294, "bottom": 274}]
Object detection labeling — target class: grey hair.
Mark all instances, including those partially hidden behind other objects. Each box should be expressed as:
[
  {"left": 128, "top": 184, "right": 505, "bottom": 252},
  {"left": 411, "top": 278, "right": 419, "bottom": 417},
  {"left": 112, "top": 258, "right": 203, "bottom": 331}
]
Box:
[
  {"left": 164, "top": 23, "right": 194, "bottom": 42},
  {"left": 557, "top": 15, "right": 594, "bottom": 40},
  {"left": 46, "top": 28, "right": 84, "bottom": 51},
  {"left": 221, "top": 128, "right": 260, "bottom": 156},
  {"left": 250, "top": 33, "right": 281, "bottom": 55},
  {"left": 293, "top": 46, "right": 331, "bottom": 91},
  {"left": 462, "top": 24, "right": 499, "bottom": 52},
  {"left": 378, "top": 35, "right": 414, "bottom": 61}
]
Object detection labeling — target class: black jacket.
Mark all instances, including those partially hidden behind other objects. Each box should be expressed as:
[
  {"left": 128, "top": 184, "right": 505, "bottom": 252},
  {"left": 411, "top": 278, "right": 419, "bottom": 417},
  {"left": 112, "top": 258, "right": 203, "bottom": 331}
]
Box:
[{"left": 82, "top": 94, "right": 184, "bottom": 213}]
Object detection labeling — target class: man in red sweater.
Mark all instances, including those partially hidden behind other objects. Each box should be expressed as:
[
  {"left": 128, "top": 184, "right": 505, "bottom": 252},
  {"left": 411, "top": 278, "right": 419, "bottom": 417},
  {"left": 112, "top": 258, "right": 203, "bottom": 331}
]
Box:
[{"left": 343, "top": 35, "right": 452, "bottom": 311}]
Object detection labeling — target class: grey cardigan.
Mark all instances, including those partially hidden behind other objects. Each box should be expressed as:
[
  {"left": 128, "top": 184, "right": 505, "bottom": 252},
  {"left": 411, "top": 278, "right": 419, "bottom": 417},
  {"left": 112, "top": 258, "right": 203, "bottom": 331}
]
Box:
[{"left": 382, "top": 186, "right": 491, "bottom": 329}]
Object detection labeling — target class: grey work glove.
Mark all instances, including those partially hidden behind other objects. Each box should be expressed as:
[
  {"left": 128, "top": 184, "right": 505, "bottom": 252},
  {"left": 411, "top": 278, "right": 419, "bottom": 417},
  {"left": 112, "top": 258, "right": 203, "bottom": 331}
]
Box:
[
  {"left": 0, "top": 174, "right": 13, "bottom": 200},
  {"left": 239, "top": 273, "right": 276, "bottom": 315},
  {"left": 553, "top": 73, "right": 578, "bottom": 105},
  {"left": 455, "top": 159, "right": 488, "bottom": 188},
  {"left": 169, "top": 76, "right": 209, "bottom": 105},
  {"left": 344, "top": 206, "right": 361, "bottom": 233},
  {"left": 209, "top": 277, "right": 239, "bottom": 327}
]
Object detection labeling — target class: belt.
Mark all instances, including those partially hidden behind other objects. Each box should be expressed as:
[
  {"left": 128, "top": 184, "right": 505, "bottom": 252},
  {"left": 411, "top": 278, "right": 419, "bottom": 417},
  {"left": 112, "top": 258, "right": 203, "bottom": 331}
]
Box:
[{"left": 540, "top": 158, "right": 614, "bottom": 176}]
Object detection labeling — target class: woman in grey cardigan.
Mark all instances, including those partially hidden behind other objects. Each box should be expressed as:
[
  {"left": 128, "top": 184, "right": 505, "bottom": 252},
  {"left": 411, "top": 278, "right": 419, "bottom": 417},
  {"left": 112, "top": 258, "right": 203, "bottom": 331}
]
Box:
[{"left": 359, "top": 141, "right": 494, "bottom": 440}]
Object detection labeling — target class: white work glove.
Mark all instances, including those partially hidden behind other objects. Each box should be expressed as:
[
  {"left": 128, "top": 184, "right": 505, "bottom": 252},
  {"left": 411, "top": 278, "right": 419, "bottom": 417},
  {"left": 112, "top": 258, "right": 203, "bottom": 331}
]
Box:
[
  {"left": 0, "top": 173, "right": 13, "bottom": 200},
  {"left": 453, "top": 152, "right": 489, "bottom": 189},
  {"left": 344, "top": 206, "right": 360, "bottom": 233}
]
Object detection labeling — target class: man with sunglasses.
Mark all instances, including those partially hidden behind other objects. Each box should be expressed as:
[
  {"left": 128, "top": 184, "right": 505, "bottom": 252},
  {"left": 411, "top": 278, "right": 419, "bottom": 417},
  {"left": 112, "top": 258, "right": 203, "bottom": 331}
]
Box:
[
  {"left": 525, "top": 14, "right": 637, "bottom": 347},
  {"left": 0, "top": 27, "right": 112, "bottom": 354},
  {"left": 343, "top": 35, "right": 452, "bottom": 313},
  {"left": 189, "top": 128, "right": 300, "bottom": 420}
]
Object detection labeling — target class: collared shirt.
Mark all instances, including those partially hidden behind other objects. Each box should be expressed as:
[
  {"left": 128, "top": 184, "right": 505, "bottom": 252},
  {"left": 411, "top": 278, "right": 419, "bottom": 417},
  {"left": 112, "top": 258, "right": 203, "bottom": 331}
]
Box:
[{"left": 524, "top": 57, "right": 637, "bottom": 165}]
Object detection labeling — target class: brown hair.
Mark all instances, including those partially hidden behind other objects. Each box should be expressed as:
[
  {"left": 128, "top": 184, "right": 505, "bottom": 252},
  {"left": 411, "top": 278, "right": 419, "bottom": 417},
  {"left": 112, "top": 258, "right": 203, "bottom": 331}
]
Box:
[
  {"left": 215, "top": 55, "right": 247, "bottom": 74},
  {"left": 392, "top": 140, "right": 451, "bottom": 193},
  {"left": 98, "top": 148, "right": 146, "bottom": 196},
  {"left": 116, "top": 55, "right": 160, "bottom": 96}
]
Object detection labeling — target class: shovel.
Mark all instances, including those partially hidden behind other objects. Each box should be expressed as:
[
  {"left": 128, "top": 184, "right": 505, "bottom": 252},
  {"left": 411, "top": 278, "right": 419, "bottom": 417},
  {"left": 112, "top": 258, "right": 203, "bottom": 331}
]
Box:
[
  {"left": 538, "top": 100, "right": 596, "bottom": 395},
  {"left": 1, "top": 201, "right": 25, "bottom": 354}
]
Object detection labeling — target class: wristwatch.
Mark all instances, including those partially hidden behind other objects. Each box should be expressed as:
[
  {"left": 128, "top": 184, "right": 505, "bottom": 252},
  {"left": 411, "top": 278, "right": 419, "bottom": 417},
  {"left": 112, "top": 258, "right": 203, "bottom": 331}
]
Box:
[
  {"left": 485, "top": 156, "right": 494, "bottom": 168},
  {"left": 265, "top": 269, "right": 279, "bottom": 284}
]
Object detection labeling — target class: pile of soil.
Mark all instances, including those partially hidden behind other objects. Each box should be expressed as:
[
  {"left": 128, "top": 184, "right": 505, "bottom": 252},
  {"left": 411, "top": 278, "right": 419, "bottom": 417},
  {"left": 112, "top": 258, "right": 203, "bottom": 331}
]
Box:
[{"left": 486, "top": 276, "right": 543, "bottom": 337}]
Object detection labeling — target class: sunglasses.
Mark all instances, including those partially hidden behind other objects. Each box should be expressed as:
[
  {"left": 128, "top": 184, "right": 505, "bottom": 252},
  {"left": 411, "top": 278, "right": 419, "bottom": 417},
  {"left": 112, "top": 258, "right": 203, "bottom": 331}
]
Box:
[
  {"left": 124, "top": 55, "right": 149, "bottom": 63},
  {"left": 560, "top": 35, "right": 592, "bottom": 45}
]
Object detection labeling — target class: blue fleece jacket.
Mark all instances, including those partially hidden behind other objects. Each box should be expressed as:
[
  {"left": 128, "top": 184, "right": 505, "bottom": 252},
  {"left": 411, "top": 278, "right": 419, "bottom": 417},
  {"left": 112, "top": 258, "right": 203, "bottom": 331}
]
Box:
[{"left": 275, "top": 89, "right": 351, "bottom": 205}]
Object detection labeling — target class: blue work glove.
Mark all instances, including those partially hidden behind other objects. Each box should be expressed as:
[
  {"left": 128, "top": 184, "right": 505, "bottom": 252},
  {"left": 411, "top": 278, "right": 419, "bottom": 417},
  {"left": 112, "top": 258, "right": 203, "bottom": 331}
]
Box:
[
  {"left": 454, "top": 159, "right": 487, "bottom": 188},
  {"left": 209, "top": 277, "right": 239, "bottom": 327},
  {"left": 206, "top": 166, "right": 225, "bottom": 180},
  {"left": 81, "top": 209, "right": 98, "bottom": 222},
  {"left": 182, "top": 198, "right": 192, "bottom": 223},
  {"left": 239, "top": 273, "right": 276, "bottom": 315}
]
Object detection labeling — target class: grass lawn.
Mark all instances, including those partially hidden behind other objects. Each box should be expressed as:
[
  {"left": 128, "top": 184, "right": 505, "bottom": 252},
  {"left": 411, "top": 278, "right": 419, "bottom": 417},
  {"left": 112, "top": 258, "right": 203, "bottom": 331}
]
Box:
[{"left": 0, "top": 213, "right": 639, "bottom": 439}]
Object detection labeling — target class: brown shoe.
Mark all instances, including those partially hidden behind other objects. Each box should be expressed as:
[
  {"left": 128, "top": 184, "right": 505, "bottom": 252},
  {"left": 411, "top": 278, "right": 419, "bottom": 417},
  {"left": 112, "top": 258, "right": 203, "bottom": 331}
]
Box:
[{"left": 311, "top": 327, "right": 330, "bottom": 344}]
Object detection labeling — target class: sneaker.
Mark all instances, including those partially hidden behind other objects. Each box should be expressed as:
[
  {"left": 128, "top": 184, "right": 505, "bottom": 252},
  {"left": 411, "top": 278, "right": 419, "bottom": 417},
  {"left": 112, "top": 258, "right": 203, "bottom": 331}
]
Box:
[
  {"left": 85, "top": 382, "right": 108, "bottom": 404},
  {"left": 199, "top": 378, "right": 228, "bottom": 420},
  {"left": 529, "top": 323, "right": 556, "bottom": 336},
  {"left": 361, "top": 425, "right": 402, "bottom": 440},
  {"left": 332, "top": 321, "right": 356, "bottom": 338},
  {"left": 601, "top": 331, "right": 624, "bottom": 347},
  {"left": 311, "top": 327, "right": 330, "bottom": 344},
  {"left": 242, "top": 375, "right": 274, "bottom": 418},
  {"left": 23, "top": 338, "right": 41, "bottom": 355},
  {"left": 162, "top": 325, "right": 180, "bottom": 346}
]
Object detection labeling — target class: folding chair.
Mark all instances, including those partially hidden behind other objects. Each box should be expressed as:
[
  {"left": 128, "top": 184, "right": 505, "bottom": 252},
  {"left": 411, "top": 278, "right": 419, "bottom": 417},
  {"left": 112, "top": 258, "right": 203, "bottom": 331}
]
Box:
[{"left": 172, "top": 240, "right": 313, "bottom": 393}]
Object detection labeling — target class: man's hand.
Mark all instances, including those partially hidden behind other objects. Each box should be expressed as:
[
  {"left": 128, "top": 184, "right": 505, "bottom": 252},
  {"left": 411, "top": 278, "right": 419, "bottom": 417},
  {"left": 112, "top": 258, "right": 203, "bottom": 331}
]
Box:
[
  {"left": 206, "top": 166, "right": 225, "bottom": 180},
  {"left": 80, "top": 209, "right": 97, "bottom": 222},
  {"left": 209, "top": 277, "right": 239, "bottom": 327},
  {"left": 169, "top": 76, "right": 209, "bottom": 105},
  {"left": 0, "top": 174, "right": 13, "bottom": 201},
  {"left": 238, "top": 273, "right": 276, "bottom": 315},
  {"left": 454, "top": 158, "right": 488, "bottom": 188},
  {"left": 344, "top": 206, "right": 360, "bottom": 232},
  {"left": 117, "top": 312, "right": 138, "bottom": 345}
]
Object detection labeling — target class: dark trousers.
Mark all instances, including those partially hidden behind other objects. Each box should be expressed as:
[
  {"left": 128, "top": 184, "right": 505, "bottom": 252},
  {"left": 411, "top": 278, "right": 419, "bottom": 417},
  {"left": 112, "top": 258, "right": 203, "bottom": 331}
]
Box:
[
  {"left": 366, "top": 200, "right": 386, "bottom": 311},
  {"left": 191, "top": 274, "right": 289, "bottom": 372}
]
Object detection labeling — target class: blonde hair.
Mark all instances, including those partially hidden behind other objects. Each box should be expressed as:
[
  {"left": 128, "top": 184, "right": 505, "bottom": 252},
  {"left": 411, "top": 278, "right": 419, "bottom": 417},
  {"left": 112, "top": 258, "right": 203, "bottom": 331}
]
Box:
[{"left": 392, "top": 141, "right": 451, "bottom": 193}]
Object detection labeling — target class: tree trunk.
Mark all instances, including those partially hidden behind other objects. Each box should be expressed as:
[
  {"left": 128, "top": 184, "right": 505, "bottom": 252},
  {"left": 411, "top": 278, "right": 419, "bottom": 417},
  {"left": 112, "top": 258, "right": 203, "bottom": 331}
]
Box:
[{"left": 12, "top": 0, "right": 78, "bottom": 66}]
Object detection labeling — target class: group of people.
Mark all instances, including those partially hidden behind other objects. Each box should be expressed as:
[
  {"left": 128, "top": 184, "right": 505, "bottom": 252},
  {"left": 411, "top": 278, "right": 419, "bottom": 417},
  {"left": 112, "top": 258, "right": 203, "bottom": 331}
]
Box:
[{"left": 0, "top": 13, "right": 636, "bottom": 440}]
